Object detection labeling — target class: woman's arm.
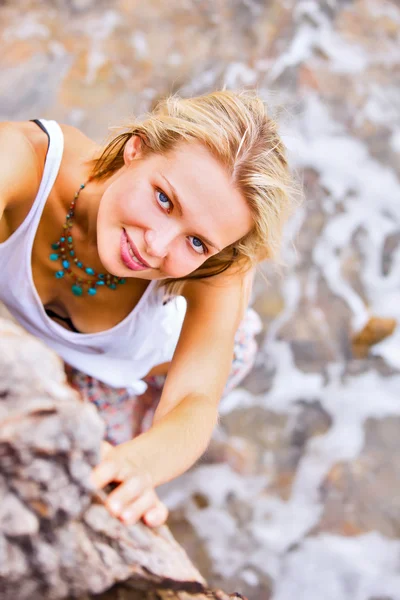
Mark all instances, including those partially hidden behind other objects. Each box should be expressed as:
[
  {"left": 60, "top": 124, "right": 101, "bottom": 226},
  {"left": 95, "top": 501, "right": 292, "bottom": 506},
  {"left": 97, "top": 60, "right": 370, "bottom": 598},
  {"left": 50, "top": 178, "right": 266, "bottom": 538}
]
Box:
[
  {"left": 91, "top": 268, "right": 255, "bottom": 525},
  {"left": 153, "top": 267, "right": 255, "bottom": 423}
]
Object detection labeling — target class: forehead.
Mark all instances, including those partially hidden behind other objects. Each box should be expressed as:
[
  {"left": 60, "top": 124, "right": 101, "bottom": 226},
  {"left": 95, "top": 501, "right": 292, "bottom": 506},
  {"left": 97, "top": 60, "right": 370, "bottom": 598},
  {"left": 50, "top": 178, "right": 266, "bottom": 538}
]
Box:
[{"left": 151, "top": 141, "right": 254, "bottom": 248}]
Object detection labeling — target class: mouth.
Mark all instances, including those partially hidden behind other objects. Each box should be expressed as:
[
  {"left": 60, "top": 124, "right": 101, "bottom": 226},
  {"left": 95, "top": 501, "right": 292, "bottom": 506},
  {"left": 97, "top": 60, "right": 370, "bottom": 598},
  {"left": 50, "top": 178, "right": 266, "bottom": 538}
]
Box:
[{"left": 120, "top": 229, "right": 151, "bottom": 271}]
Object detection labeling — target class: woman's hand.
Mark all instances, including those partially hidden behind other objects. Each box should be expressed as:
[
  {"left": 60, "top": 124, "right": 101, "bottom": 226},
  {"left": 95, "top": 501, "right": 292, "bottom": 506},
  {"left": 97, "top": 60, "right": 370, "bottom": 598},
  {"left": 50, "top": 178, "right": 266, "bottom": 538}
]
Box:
[
  {"left": 91, "top": 442, "right": 168, "bottom": 527},
  {"left": 100, "top": 441, "right": 114, "bottom": 459}
]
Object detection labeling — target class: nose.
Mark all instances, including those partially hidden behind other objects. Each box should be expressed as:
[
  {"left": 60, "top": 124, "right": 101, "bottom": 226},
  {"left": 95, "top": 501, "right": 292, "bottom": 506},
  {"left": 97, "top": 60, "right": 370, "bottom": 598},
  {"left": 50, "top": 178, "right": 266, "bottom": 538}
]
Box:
[{"left": 144, "top": 229, "right": 171, "bottom": 259}]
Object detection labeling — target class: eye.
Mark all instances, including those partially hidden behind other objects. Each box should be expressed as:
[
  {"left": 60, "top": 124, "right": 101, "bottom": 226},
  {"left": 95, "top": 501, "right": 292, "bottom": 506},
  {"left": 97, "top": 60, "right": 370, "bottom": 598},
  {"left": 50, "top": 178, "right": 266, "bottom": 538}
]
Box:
[
  {"left": 156, "top": 190, "right": 173, "bottom": 213},
  {"left": 188, "top": 236, "right": 207, "bottom": 255}
]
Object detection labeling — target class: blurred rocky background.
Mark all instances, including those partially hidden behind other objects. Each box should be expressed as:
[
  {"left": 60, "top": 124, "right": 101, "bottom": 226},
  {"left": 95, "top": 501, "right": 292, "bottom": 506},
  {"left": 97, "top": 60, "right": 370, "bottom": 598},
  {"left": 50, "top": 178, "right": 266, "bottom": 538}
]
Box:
[{"left": 1, "top": 1, "right": 400, "bottom": 599}]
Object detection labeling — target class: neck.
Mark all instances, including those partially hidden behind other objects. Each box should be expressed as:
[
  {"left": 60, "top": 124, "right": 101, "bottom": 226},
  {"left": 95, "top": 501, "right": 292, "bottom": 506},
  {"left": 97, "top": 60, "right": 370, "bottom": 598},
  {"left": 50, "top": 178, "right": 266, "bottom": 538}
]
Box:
[
  {"left": 70, "top": 173, "right": 116, "bottom": 246},
  {"left": 76, "top": 180, "right": 102, "bottom": 245}
]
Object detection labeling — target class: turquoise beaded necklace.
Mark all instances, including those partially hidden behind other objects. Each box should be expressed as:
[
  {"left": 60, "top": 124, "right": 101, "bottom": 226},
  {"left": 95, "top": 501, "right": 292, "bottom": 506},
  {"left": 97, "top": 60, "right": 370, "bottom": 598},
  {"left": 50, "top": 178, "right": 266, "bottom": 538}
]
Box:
[{"left": 49, "top": 181, "right": 125, "bottom": 297}]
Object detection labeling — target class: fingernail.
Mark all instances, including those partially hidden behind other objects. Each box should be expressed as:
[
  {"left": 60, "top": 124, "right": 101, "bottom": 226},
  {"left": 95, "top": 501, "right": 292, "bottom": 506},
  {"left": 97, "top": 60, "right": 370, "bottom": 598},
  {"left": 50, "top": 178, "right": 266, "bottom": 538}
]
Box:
[
  {"left": 122, "top": 510, "right": 134, "bottom": 522},
  {"left": 109, "top": 501, "right": 121, "bottom": 514},
  {"left": 146, "top": 508, "right": 161, "bottom": 525}
]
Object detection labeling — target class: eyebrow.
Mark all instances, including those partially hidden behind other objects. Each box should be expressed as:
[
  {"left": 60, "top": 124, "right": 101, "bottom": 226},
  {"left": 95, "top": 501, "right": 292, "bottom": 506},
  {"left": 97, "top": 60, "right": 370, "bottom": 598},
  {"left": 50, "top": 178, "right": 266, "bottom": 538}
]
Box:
[{"left": 160, "top": 174, "right": 222, "bottom": 252}]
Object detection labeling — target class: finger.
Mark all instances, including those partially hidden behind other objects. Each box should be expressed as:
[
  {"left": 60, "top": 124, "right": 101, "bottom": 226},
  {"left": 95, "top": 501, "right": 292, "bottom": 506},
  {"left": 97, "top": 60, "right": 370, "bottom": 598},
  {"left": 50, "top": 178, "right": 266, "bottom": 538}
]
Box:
[
  {"left": 106, "top": 475, "right": 145, "bottom": 517},
  {"left": 90, "top": 460, "right": 119, "bottom": 490},
  {"left": 143, "top": 500, "right": 169, "bottom": 528},
  {"left": 101, "top": 441, "right": 114, "bottom": 460},
  {"left": 121, "top": 489, "right": 159, "bottom": 526}
]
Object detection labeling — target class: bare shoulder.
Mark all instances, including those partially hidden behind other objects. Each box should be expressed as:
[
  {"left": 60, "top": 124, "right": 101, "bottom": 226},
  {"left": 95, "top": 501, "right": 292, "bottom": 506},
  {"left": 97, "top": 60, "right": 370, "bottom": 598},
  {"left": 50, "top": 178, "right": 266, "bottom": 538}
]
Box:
[
  {"left": 0, "top": 120, "right": 98, "bottom": 236},
  {"left": 0, "top": 121, "right": 42, "bottom": 216},
  {"left": 181, "top": 266, "right": 255, "bottom": 326},
  {"left": 60, "top": 122, "right": 99, "bottom": 158},
  {"left": 56, "top": 123, "right": 101, "bottom": 188}
]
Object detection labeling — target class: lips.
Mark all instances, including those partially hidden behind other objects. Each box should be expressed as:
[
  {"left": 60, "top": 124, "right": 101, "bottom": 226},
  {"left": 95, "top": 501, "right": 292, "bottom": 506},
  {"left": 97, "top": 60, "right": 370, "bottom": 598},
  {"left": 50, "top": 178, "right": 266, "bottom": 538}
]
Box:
[{"left": 120, "top": 229, "right": 151, "bottom": 271}]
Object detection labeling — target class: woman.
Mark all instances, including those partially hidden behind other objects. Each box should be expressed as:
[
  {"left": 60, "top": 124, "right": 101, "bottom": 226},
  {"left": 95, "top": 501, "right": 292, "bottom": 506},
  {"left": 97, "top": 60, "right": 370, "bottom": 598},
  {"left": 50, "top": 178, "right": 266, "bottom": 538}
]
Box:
[{"left": 0, "top": 90, "right": 295, "bottom": 528}]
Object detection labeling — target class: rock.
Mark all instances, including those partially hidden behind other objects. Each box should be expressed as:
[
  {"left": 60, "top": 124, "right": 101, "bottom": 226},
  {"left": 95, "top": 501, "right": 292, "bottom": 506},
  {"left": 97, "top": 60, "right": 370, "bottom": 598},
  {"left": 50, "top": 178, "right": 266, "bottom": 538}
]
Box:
[
  {"left": 316, "top": 417, "right": 400, "bottom": 539},
  {"left": 0, "top": 318, "right": 246, "bottom": 600}
]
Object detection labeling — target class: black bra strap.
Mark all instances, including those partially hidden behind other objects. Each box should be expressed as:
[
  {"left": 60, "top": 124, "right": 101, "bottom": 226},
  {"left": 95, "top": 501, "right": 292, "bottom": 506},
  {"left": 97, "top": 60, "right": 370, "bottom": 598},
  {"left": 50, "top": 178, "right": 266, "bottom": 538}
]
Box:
[
  {"left": 31, "top": 119, "right": 50, "bottom": 151},
  {"left": 44, "top": 308, "right": 82, "bottom": 334}
]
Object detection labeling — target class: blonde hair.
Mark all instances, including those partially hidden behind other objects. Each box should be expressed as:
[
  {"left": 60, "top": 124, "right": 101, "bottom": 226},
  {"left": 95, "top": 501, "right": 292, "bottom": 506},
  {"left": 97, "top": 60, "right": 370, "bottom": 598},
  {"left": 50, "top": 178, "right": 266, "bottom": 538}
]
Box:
[{"left": 90, "top": 90, "right": 299, "bottom": 293}]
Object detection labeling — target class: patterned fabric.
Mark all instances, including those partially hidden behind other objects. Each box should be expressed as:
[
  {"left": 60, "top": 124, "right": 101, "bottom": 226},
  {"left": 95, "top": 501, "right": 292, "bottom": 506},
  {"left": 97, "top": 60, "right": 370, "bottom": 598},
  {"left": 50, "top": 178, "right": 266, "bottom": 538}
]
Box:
[{"left": 65, "top": 308, "right": 262, "bottom": 446}]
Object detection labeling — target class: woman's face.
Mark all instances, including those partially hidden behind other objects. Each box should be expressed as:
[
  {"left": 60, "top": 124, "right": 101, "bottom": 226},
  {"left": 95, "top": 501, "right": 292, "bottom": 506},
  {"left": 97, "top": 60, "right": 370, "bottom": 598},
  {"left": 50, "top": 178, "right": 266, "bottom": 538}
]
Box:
[{"left": 96, "top": 136, "right": 253, "bottom": 280}]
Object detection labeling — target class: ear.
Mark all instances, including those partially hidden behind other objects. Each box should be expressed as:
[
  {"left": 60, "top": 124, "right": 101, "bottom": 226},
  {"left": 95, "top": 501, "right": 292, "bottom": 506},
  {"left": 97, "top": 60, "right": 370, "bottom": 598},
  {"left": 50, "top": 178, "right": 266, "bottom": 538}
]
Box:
[{"left": 123, "top": 134, "right": 143, "bottom": 166}]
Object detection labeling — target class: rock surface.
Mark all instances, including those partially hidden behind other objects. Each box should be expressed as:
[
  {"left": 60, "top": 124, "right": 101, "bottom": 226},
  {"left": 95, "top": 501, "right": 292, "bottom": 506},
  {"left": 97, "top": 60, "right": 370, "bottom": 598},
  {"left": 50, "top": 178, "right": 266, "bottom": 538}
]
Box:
[
  {"left": 0, "top": 318, "right": 244, "bottom": 600},
  {"left": 1, "top": 1, "right": 400, "bottom": 599}
]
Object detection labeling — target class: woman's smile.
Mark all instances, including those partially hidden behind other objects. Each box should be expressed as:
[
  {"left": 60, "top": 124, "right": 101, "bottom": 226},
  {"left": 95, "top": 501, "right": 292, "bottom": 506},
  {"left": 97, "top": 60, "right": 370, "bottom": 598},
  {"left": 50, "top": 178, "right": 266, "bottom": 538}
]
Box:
[{"left": 120, "top": 229, "right": 152, "bottom": 271}]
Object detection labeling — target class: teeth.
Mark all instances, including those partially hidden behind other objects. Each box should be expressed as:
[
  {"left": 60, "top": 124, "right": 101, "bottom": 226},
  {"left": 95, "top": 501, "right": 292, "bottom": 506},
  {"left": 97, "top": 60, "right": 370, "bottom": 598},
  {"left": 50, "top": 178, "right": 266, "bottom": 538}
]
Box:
[{"left": 127, "top": 240, "right": 145, "bottom": 266}]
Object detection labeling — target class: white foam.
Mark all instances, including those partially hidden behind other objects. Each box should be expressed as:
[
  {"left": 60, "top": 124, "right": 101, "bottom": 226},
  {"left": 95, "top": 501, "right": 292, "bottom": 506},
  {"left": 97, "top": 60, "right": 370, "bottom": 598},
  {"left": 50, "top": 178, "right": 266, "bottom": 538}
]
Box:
[
  {"left": 80, "top": 11, "right": 121, "bottom": 84},
  {"left": 286, "top": 93, "right": 400, "bottom": 342},
  {"left": 272, "top": 533, "right": 400, "bottom": 600},
  {"left": 391, "top": 128, "right": 400, "bottom": 153},
  {"left": 130, "top": 31, "right": 148, "bottom": 59},
  {"left": 268, "top": 0, "right": 368, "bottom": 82},
  {"left": 3, "top": 15, "right": 49, "bottom": 41}
]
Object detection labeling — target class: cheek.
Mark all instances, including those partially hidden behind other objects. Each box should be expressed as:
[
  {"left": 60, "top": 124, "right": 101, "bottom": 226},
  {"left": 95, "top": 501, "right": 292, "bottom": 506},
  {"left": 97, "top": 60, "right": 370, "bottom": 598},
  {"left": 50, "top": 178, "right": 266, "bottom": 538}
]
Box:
[
  {"left": 119, "top": 189, "right": 161, "bottom": 227},
  {"left": 98, "top": 186, "right": 127, "bottom": 228},
  {"left": 163, "top": 245, "right": 207, "bottom": 278}
]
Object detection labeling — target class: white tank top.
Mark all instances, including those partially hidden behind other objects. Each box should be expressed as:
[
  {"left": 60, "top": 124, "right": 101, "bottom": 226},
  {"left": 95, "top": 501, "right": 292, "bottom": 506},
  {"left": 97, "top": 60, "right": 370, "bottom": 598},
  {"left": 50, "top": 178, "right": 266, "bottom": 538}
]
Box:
[{"left": 0, "top": 120, "right": 186, "bottom": 393}]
